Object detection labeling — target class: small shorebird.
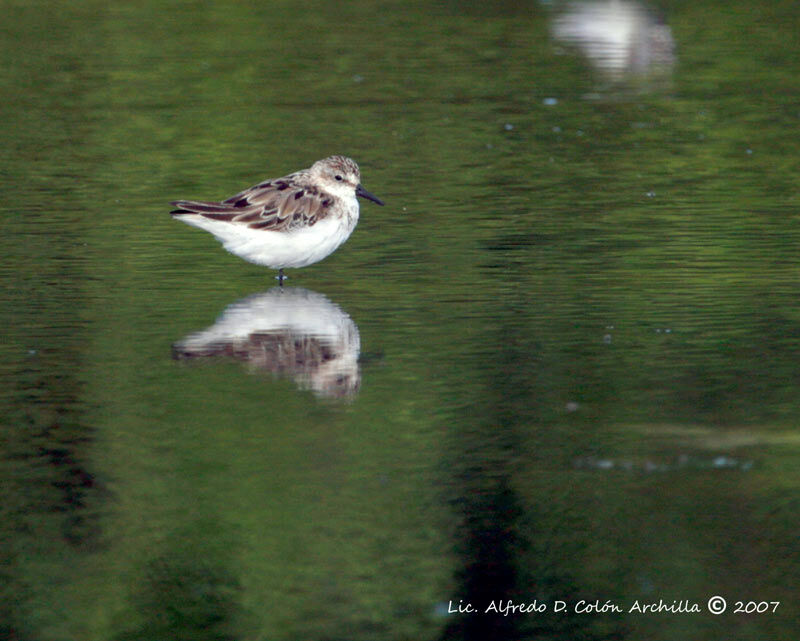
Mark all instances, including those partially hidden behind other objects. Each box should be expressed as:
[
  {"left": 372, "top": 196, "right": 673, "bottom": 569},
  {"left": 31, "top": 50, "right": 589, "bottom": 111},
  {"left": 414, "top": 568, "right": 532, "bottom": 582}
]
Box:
[{"left": 170, "top": 155, "right": 384, "bottom": 284}]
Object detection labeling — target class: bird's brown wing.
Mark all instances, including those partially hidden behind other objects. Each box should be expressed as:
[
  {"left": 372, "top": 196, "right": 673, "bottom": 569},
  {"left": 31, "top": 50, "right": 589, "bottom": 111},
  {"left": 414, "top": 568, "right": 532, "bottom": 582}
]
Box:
[{"left": 171, "top": 175, "right": 334, "bottom": 231}]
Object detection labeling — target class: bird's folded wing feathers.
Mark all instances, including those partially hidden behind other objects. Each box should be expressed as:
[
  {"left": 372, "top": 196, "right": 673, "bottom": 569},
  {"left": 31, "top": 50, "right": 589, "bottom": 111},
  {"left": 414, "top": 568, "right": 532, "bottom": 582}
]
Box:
[{"left": 171, "top": 180, "right": 333, "bottom": 231}]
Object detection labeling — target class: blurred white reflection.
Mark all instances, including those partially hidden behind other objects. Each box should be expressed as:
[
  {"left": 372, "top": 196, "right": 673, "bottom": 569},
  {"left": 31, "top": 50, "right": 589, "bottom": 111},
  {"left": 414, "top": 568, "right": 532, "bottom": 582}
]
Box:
[
  {"left": 173, "top": 288, "right": 360, "bottom": 399},
  {"left": 552, "top": 1, "right": 675, "bottom": 78}
]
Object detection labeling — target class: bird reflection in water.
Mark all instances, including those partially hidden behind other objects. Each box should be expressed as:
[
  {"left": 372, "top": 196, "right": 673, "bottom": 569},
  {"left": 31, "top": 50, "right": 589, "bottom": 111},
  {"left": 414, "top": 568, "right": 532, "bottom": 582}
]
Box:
[
  {"left": 551, "top": 1, "right": 675, "bottom": 79},
  {"left": 173, "top": 288, "right": 360, "bottom": 399}
]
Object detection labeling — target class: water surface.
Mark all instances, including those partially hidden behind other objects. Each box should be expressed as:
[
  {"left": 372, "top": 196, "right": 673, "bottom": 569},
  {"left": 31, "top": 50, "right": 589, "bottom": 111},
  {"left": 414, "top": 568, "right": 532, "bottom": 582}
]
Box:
[{"left": 1, "top": 1, "right": 798, "bottom": 639}]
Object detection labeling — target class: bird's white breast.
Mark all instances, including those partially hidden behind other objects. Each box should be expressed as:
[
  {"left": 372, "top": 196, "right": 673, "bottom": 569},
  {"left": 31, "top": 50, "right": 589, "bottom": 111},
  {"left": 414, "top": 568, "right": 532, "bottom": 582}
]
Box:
[{"left": 177, "top": 196, "right": 360, "bottom": 269}]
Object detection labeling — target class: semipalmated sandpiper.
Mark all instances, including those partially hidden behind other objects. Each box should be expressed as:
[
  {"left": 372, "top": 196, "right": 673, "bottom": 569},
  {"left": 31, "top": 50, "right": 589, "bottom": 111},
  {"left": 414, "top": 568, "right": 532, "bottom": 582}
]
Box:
[{"left": 171, "top": 155, "right": 384, "bottom": 283}]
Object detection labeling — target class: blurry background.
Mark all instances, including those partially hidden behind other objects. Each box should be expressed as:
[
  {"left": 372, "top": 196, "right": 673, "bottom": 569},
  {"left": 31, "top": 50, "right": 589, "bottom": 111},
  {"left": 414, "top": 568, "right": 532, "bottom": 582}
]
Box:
[{"left": 0, "top": 1, "right": 798, "bottom": 639}]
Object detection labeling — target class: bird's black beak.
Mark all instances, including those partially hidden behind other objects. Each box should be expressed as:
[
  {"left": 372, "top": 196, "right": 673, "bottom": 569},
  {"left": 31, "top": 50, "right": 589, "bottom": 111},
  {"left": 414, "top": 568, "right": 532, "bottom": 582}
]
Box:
[{"left": 356, "top": 184, "right": 385, "bottom": 206}]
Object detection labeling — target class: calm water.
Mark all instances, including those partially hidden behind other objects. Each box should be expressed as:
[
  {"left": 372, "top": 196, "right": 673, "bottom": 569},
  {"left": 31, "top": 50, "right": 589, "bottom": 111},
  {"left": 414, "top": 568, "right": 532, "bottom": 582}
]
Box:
[{"left": 1, "top": 1, "right": 798, "bottom": 639}]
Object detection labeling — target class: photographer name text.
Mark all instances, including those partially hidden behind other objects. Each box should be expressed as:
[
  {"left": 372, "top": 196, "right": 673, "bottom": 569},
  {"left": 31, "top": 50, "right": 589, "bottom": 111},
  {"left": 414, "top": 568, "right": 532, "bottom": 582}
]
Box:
[{"left": 447, "top": 597, "right": 780, "bottom": 616}]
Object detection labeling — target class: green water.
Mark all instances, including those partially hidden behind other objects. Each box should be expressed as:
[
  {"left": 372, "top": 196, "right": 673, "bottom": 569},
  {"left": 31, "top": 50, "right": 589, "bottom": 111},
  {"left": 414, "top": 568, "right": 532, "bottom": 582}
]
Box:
[{"left": 1, "top": 1, "right": 798, "bottom": 639}]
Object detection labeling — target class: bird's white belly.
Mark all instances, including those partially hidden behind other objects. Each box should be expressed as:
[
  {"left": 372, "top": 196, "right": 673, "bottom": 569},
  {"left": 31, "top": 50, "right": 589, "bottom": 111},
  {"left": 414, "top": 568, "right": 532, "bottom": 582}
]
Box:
[{"left": 179, "top": 204, "right": 359, "bottom": 269}]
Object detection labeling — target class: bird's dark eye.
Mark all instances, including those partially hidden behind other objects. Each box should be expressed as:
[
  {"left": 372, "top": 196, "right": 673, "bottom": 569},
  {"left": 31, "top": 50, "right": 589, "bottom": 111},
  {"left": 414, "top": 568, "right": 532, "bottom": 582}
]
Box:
[{"left": 335, "top": 175, "right": 343, "bottom": 181}]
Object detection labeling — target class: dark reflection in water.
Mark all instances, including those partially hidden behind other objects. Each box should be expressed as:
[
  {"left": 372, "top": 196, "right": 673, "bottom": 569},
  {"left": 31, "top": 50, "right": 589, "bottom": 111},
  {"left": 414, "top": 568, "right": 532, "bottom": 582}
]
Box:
[
  {"left": 1, "top": 345, "right": 104, "bottom": 638},
  {"left": 440, "top": 338, "right": 624, "bottom": 641},
  {"left": 552, "top": 0, "right": 675, "bottom": 79},
  {"left": 113, "top": 537, "right": 253, "bottom": 641},
  {"left": 3, "top": 355, "right": 102, "bottom": 548},
  {"left": 172, "top": 288, "right": 361, "bottom": 399}
]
